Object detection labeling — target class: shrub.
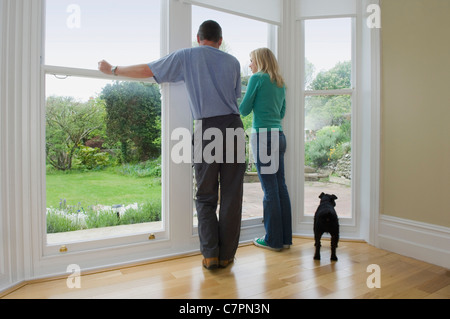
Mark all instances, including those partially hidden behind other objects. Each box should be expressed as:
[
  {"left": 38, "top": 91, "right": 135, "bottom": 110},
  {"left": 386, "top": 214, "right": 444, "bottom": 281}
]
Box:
[
  {"left": 305, "top": 125, "right": 349, "bottom": 168},
  {"left": 85, "top": 210, "right": 120, "bottom": 229},
  {"left": 46, "top": 200, "right": 162, "bottom": 233},
  {"left": 46, "top": 210, "right": 81, "bottom": 233},
  {"left": 76, "top": 146, "right": 110, "bottom": 170},
  {"left": 119, "top": 201, "right": 161, "bottom": 225}
]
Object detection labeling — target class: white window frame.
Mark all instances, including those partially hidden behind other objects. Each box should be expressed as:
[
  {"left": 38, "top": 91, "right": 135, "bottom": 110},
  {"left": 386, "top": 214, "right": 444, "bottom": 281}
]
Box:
[
  {"left": 0, "top": 0, "right": 380, "bottom": 289},
  {"left": 299, "top": 16, "right": 357, "bottom": 230},
  {"left": 282, "top": 0, "right": 380, "bottom": 242},
  {"left": 33, "top": 0, "right": 201, "bottom": 277},
  {"left": 0, "top": 0, "right": 6, "bottom": 288},
  {"left": 40, "top": 2, "right": 169, "bottom": 257},
  {"left": 36, "top": 0, "right": 285, "bottom": 275}
]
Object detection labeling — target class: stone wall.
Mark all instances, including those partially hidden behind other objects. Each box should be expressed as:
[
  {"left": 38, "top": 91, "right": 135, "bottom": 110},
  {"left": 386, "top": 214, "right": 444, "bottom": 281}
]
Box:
[{"left": 332, "top": 154, "right": 351, "bottom": 180}]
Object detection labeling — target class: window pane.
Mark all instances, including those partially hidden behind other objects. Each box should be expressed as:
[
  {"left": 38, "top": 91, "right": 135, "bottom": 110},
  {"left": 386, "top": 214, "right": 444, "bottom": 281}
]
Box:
[
  {"left": 45, "top": 75, "right": 163, "bottom": 244},
  {"left": 191, "top": 7, "right": 272, "bottom": 225},
  {"left": 304, "top": 95, "right": 352, "bottom": 218},
  {"left": 305, "top": 18, "right": 352, "bottom": 90},
  {"left": 192, "top": 6, "right": 270, "bottom": 75},
  {"left": 304, "top": 17, "right": 353, "bottom": 219},
  {"left": 45, "top": 0, "right": 160, "bottom": 70}
]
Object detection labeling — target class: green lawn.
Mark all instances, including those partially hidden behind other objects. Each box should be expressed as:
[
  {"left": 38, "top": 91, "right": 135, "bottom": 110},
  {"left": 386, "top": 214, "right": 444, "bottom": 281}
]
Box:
[{"left": 46, "top": 170, "right": 161, "bottom": 209}]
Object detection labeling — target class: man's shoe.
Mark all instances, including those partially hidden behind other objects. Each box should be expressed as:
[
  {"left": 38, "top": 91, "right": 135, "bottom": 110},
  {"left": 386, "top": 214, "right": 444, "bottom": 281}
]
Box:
[
  {"left": 202, "top": 257, "right": 219, "bottom": 270},
  {"left": 253, "top": 237, "right": 282, "bottom": 252},
  {"left": 219, "top": 258, "right": 234, "bottom": 268}
]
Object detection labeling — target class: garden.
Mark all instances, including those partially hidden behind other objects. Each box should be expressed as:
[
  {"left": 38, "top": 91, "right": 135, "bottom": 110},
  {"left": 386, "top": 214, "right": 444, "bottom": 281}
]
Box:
[
  {"left": 304, "top": 61, "right": 352, "bottom": 180},
  {"left": 46, "top": 82, "right": 163, "bottom": 234},
  {"left": 46, "top": 60, "right": 352, "bottom": 233}
]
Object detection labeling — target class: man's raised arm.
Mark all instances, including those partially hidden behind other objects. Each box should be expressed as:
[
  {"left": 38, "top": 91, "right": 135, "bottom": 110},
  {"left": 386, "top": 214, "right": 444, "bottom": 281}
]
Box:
[{"left": 98, "top": 60, "right": 154, "bottom": 79}]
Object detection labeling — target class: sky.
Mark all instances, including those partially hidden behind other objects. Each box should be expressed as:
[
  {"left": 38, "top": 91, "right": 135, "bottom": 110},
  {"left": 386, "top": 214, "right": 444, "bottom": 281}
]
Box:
[
  {"left": 45, "top": 0, "right": 161, "bottom": 67},
  {"left": 45, "top": 0, "right": 161, "bottom": 101},
  {"left": 192, "top": 6, "right": 269, "bottom": 73},
  {"left": 305, "top": 18, "right": 352, "bottom": 76},
  {"left": 45, "top": 1, "right": 351, "bottom": 101}
]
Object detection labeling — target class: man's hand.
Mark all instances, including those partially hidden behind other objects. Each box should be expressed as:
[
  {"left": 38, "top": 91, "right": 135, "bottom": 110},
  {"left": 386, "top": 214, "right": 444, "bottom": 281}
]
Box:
[{"left": 98, "top": 60, "right": 113, "bottom": 75}]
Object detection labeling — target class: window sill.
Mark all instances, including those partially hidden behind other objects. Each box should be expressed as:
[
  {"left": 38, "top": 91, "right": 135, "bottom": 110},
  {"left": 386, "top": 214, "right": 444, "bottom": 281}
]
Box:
[{"left": 46, "top": 221, "right": 163, "bottom": 246}]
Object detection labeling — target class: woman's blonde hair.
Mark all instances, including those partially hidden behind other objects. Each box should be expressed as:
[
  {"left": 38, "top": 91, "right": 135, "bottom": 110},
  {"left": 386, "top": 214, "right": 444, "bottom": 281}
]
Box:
[{"left": 251, "top": 48, "right": 285, "bottom": 88}]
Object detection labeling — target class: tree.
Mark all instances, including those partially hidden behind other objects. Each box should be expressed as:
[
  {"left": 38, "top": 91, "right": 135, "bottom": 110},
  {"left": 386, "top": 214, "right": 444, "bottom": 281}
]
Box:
[
  {"left": 305, "top": 95, "right": 351, "bottom": 131},
  {"left": 46, "top": 96, "right": 105, "bottom": 170},
  {"left": 308, "top": 61, "right": 351, "bottom": 91},
  {"left": 101, "top": 82, "right": 161, "bottom": 163},
  {"left": 305, "top": 58, "right": 315, "bottom": 88},
  {"left": 305, "top": 60, "right": 352, "bottom": 131},
  {"left": 305, "top": 61, "right": 352, "bottom": 169}
]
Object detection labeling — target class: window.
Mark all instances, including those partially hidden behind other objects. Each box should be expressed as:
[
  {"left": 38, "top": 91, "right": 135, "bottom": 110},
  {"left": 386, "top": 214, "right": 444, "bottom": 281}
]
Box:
[
  {"left": 1, "top": 0, "right": 380, "bottom": 288},
  {"left": 44, "top": 0, "right": 163, "bottom": 249},
  {"left": 303, "top": 18, "right": 354, "bottom": 219},
  {"left": 45, "top": 0, "right": 160, "bottom": 69},
  {"left": 191, "top": 5, "right": 276, "bottom": 229}
]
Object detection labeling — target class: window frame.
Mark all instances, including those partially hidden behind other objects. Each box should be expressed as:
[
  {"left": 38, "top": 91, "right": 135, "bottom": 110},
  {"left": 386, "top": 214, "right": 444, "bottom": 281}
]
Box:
[
  {"left": 0, "top": 0, "right": 380, "bottom": 287},
  {"left": 39, "top": 0, "right": 282, "bottom": 263},
  {"left": 189, "top": 4, "right": 280, "bottom": 233},
  {"left": 288, "top": 0, "right": 381, "bottom": 242},
  {"left": 301, "top": 16, "right": 357, "bottom": 228},
  {"left": 0, "top": 0, "right": 5, "bottom": 286},
  {"left": 41, "top": 0, "right": 168, "bottom": 258}
]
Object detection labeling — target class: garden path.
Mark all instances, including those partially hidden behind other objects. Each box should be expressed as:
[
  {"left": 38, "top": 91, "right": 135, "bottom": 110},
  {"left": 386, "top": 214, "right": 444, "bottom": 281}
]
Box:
[{"left": 242, "top": 181, "right": 351, "bottom": 219}]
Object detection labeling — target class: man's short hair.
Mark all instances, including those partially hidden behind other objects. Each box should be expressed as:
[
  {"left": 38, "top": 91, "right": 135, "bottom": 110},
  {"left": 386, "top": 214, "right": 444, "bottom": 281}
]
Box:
[{"left": 197, "top": 20, "right": 222, "bottom": 43}]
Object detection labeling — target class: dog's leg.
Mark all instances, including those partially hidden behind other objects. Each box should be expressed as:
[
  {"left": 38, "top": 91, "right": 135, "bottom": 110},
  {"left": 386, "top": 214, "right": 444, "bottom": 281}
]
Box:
[
  {"left": 314, "top": 231, "right": 322, "bottom": 260},
  {"left": 330, "top": 232, "right": 339, "bottom": 261}
]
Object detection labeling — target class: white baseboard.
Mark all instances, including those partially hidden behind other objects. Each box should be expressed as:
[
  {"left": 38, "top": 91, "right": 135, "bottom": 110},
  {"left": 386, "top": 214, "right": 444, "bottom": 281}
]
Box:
[{"left": 378, "top": 215, "right": 450, "bottom": 269}]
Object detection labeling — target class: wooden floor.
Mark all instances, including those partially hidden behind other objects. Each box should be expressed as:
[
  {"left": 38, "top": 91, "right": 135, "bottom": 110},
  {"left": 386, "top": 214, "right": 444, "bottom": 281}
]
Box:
[{"left": 2, "top": 237, "right": 449, "bottom": 299}]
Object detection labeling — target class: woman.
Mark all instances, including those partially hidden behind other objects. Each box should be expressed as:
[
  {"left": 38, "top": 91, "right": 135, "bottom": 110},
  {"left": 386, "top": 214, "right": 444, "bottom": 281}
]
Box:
[{"left": 240, "top": 48, "right": 292, "bottom": 251}]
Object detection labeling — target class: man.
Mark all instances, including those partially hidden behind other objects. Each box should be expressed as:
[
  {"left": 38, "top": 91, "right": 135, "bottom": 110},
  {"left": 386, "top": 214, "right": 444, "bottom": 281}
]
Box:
[{"left": 98, "top": 20, "right": 246, "bottom": 270}]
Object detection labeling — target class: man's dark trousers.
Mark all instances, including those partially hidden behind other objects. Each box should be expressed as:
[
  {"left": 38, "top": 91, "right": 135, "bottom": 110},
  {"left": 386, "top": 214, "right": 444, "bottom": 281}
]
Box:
[{"left": 194, "top": 114, "right": 246, "bottom": 261}]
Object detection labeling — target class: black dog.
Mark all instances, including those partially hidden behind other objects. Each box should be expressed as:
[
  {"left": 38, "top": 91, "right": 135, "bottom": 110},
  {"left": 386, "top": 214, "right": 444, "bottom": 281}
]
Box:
[{"left": 313, "top": 192, "right": 339, "bottom": 261}]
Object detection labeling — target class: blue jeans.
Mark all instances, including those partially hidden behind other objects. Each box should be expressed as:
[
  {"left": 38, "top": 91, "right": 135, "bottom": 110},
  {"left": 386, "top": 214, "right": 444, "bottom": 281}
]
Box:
[{"left": 251, "top": 130, "right": 292, "bottom": 249}]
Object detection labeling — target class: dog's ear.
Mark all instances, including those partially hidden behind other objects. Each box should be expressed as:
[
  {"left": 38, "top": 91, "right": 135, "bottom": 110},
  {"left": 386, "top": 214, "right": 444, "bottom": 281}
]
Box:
[
  {"left": 332, "top": 194, "right": 338, "bottom": 200},
  {"left": 319, "top": 192, "right": 325, "bottom": 199}
]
